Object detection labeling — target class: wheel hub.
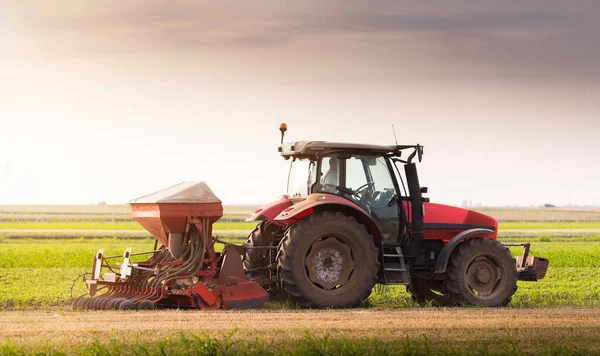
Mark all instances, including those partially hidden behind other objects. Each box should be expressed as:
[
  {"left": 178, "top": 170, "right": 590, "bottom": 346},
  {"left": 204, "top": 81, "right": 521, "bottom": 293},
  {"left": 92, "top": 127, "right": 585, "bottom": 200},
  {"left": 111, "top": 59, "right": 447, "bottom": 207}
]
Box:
[
  {"left": 475, "top": 267, "right": 491, "bottom": 283},
  {"left": 305, "top": 236, "right": 355, "bottom": 290},
  {"left": 466, "top": 257, "right": 502, "bottom": 296}
]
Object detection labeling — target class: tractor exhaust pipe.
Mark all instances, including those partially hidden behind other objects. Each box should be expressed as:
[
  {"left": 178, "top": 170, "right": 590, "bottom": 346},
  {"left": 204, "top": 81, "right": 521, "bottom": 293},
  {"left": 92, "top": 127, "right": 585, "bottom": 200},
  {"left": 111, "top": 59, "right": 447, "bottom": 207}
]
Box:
[{"left": 405, "top": 162, "right": 424, "bottom": 258}]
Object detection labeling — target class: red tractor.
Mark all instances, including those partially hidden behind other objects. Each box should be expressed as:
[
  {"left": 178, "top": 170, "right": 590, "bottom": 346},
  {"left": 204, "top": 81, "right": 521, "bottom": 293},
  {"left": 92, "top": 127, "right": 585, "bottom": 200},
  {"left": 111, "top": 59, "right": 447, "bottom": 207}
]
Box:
[{"left": 243, "top": 124, "right": 548, "bottom": 307}]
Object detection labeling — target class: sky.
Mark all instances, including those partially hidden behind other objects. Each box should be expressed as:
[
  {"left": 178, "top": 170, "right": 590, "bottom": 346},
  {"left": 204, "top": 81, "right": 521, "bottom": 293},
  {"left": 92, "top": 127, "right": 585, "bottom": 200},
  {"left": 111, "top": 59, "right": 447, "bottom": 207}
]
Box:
[{"left": 0, "top": 1, "right": 599, "bottom": 207}]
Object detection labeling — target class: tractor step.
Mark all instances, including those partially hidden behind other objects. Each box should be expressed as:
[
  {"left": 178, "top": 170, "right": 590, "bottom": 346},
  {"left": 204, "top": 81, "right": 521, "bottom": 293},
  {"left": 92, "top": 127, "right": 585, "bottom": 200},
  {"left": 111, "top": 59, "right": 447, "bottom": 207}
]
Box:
[{"left": 381, "top": 246, "right": 410, "bottom": 285}]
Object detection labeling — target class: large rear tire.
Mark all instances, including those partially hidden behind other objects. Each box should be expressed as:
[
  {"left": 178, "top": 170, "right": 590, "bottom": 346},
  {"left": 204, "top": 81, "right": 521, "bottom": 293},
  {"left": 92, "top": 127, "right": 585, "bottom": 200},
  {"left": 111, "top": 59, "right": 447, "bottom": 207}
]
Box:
[
  {"left": 278, "top": 211, "right": 379, "bottom": 308},
  {"left": 445, "top": 238, "right": 517, "bottom": 306}
]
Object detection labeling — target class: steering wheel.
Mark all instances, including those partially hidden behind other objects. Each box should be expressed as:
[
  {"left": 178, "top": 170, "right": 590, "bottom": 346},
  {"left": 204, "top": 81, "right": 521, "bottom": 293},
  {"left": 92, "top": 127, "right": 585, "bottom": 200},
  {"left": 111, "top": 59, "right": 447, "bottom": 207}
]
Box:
[
  {"left": 353, "top": 182, "right": 375, "bottom": 195},
  {"left": 349, "top": 182, "right": 376, "bottom": 205}
]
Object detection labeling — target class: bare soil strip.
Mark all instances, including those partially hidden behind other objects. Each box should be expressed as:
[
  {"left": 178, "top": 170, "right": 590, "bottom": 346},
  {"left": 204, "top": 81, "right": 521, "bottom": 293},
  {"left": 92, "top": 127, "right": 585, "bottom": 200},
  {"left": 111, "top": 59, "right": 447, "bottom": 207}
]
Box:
[{"left": 2, "top": 308, "right": 599, "bottom": 352}]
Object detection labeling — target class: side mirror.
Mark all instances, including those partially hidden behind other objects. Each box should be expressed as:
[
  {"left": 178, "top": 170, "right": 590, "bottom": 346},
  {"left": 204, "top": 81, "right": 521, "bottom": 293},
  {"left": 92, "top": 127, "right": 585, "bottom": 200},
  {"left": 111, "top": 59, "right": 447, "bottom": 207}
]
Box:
[{"left": 420, "top": 187, "right": 428, "bottom": 194}]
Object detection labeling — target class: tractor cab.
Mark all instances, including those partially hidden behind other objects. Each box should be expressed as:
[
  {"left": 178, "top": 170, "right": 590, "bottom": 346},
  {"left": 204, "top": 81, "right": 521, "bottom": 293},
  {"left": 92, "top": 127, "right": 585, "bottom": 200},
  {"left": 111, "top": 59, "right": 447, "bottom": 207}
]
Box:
[{"left": 280, "top": 140, "right": 426, "bottom": 245}]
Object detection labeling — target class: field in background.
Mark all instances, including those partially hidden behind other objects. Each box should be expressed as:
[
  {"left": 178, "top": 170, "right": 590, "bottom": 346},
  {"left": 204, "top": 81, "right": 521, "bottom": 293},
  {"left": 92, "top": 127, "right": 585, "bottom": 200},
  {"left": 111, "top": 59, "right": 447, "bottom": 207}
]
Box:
[
  {"left": 0, "top": 204, "right": 256, "bottom": 222},
  {"left": 3, "top": 204, "right": 600, "bottom": 222},
  {"left": 2, "top": 205, "right": 600, "bottom": 240}
]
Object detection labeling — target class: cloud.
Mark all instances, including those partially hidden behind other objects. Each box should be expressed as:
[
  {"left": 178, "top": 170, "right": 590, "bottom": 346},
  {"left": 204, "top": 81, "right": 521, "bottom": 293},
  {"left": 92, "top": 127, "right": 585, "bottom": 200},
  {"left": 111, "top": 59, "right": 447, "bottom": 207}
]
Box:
[{"left": 7, "top": 0, "right": 600, "bottom": 82}]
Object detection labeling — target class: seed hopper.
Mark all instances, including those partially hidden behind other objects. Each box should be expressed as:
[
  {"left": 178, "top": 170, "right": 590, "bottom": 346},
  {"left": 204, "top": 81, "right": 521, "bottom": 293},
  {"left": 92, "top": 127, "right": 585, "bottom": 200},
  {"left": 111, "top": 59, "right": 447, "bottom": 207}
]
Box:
[{"left": 72, "top": 182, "right": 268, "bottom": 310}]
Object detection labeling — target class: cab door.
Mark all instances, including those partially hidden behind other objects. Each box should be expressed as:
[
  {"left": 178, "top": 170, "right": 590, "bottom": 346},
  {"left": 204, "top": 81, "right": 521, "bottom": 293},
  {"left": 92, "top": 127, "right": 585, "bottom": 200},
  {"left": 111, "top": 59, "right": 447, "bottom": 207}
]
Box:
[{"left": 344, "top": 154, "right": 401, "bottom": 241}]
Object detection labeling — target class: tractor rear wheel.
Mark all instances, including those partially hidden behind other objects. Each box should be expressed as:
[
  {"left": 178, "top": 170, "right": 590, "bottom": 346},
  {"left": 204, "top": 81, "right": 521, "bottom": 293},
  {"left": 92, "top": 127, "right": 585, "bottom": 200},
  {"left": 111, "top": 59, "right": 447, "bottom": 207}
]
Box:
[
  {"left": 407, "top": 277, "right": 454, "bottom": 306},
  {"left": 278, "top": 211, "right": 379, "bottom": 308},
  {"left": 445, "top": 238, "right": 517, "bottom": 306}
]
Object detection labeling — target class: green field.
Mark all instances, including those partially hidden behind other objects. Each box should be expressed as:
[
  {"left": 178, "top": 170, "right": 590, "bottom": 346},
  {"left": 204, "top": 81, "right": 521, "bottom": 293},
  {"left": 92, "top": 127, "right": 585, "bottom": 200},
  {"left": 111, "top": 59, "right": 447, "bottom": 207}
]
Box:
[
  {"left": 500, "top": 221, "right": 600, "bottom": 229},
  {"left": 0, "top": 238, "right": 598, "bottom": 309},
  {"left": 3, "top": 220, "right": 600, "bottom": 241},
  {"left": 1, "top": 220, "right": 600, "bottom": 230}
]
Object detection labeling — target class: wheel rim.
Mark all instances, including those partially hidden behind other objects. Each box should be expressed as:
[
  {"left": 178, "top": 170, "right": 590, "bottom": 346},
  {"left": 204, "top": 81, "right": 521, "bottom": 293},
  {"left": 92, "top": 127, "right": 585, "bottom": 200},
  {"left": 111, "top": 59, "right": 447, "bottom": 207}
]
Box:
[
  {"left": 465, "top": 256, "right": 503, "bottom": 297},
  {"left": 304, "top": 236, "right": 355, "bottom": 291}
]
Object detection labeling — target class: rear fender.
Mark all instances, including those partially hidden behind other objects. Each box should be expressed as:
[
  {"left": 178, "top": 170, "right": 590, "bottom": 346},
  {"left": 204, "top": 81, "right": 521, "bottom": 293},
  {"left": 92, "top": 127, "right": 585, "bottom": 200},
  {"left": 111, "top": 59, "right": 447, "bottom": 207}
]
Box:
[
  {"left": 274, "top": 194, "right": 383, "bottom": 245},
  {"left": 245, "top": 195, "right": 292, "bottom": 222},
  {"left": 433, "top": 228, "right": 495, "bottom": 274}
]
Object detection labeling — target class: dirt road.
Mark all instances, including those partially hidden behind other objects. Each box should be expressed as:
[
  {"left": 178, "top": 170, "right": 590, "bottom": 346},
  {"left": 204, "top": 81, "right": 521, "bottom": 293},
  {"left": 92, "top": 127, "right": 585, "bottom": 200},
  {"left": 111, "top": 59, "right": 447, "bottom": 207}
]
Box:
[{"left": 2, "top": 307, "right": 600, "bottom": 352}]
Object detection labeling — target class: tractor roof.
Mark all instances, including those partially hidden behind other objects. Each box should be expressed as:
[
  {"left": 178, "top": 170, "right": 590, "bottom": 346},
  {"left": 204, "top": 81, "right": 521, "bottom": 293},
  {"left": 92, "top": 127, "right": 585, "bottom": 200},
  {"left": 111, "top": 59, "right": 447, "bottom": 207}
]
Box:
[{"left": 279, "top": 141, "right": 421, "bottom": 158}]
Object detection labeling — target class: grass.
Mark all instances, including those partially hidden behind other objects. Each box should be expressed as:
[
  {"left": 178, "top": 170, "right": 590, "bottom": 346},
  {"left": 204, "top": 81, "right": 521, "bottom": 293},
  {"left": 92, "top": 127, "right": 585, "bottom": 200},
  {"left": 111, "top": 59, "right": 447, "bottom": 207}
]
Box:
[
  {"left": 505, "top": 241, "right": 600, "bottom": 267},
  {"left": 368, "top": 267, "right": 600, "bottom": 308},
  {"left": 1, "top": 331, "right": 597, "bottom": 355},
  {"left": 2, "top": 220, "right": 600, "bottom": 243},
  {"left": 0, "top": 238, "right": 598, "bottom": 309}
]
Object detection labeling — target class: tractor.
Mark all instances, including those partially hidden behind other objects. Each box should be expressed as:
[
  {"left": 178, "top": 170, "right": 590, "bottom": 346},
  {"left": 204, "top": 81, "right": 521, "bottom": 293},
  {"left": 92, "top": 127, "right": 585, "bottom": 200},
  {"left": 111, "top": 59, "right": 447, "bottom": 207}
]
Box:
[
  {"left": 242, "top": 124, "right": 548, "bottom": 307},
  {"left": 74, "top": 124, "right": 547, "bottom": 310}
]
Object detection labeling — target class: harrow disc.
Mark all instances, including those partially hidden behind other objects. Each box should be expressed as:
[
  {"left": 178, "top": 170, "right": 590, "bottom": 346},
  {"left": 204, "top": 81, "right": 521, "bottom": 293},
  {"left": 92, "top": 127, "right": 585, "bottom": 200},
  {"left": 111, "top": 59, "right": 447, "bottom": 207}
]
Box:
[
  {"left": 118, "top": 299, "right": 136, "bottom": 310},
  {"left": 91, "top": 298, "right": 105, "bottom": 310},
  {"left": 99, "top": 298, "right": 112, "bottom": 310},
  {"left": 81, "top": 298, "right": 94, "bottom": 310},
  {"left": 137, "top": 300, "right": 155, "bottom": 310},
  {"left": 105, "top": 299, "right": 116, "bottom": 310},
  {"left": 71, "top": 297, "right": 83, "bottom": 310},
  {"left": 110, "top": 298, "right": 127, "bottom": 310},
  {"left": 75, "top": 298, "right": 88, "bottom": 310}
]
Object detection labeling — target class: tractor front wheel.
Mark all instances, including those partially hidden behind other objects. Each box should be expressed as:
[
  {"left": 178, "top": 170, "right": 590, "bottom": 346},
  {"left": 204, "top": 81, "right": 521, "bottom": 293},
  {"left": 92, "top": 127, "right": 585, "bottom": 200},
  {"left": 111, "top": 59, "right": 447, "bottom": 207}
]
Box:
[
  {"left": 445, "top": 238, "right": 517, "bottom": 306},
  {"left": 278, "top": 211, "right": 379, "bottom": 308}
]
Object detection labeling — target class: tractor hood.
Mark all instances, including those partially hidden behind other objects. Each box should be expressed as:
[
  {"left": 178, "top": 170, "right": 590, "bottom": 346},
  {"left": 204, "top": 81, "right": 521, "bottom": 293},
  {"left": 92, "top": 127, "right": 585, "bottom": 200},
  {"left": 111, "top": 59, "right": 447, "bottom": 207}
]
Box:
[{"left": 408, "top": 201, "right": 499, "bottom": 240}]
